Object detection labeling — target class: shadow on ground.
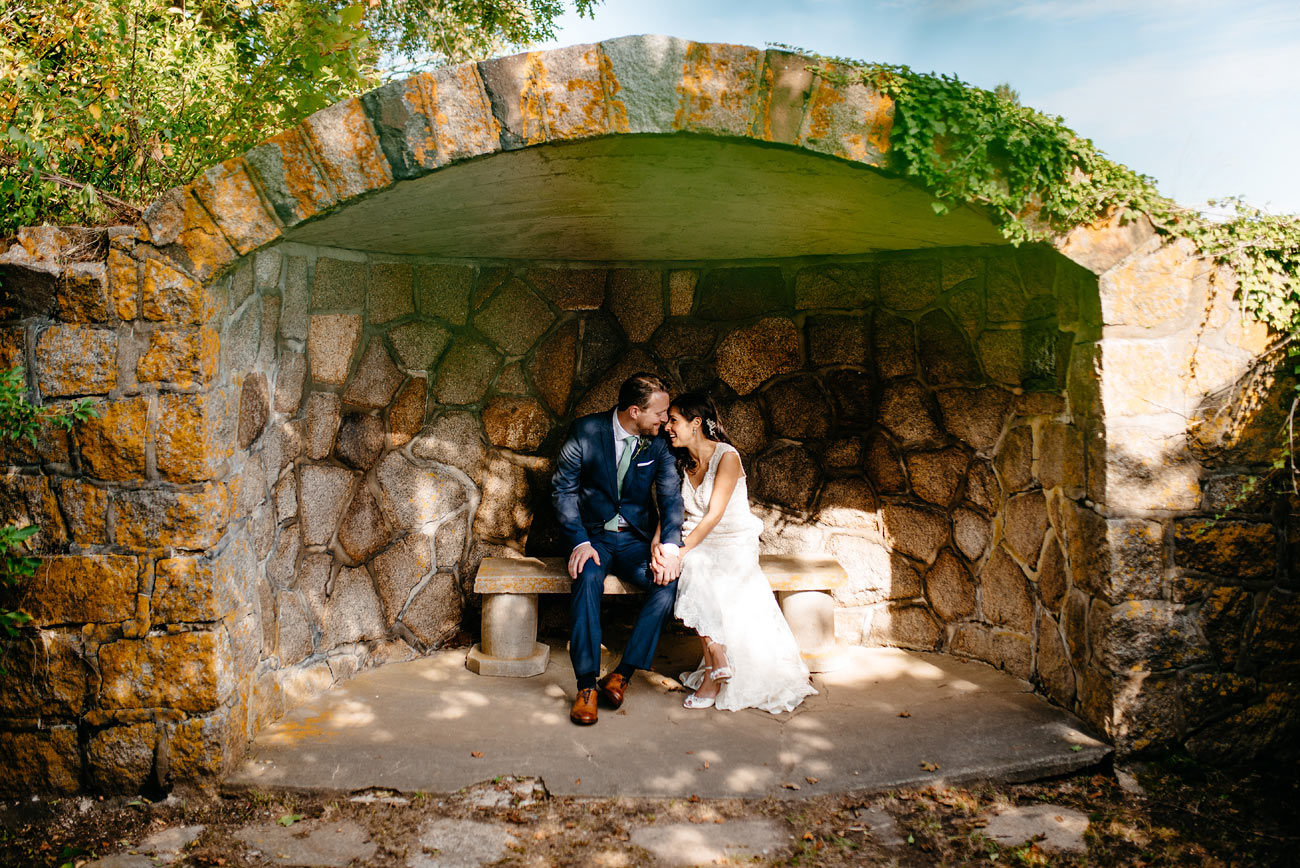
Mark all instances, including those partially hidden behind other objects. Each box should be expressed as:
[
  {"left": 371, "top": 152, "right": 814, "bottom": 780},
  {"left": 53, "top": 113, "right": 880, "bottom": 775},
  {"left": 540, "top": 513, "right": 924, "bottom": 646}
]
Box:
[{"left": 227, "top": 639, "right": 1108, "bottom": 798}]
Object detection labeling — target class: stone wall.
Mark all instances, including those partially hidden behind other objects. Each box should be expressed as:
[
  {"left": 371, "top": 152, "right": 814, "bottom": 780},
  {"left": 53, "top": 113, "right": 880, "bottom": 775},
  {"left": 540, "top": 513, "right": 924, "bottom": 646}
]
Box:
[
  {"left": 4, "top": 214, "right": 1298, "bottom": 794},
  {"left": 1070, "top": 232, "right": 1300, "bottom": 760},
  {"left": 0, "top": 225, "right": 253, "bottom": 793},
  {"left": 225, "top": 241, "right": 1107, "bottom": 734}
]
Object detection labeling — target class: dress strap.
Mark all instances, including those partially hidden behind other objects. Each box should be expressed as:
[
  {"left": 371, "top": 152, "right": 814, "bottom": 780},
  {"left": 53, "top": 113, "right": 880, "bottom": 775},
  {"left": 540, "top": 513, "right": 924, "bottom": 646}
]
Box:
[{"left": 709, "top": 442, "right": 738, "bottom": 477}]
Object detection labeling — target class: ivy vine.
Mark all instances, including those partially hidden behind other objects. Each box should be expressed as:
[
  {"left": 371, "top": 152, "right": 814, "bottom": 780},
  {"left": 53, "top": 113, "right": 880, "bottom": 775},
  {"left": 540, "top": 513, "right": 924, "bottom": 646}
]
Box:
[{"left": 776, "top": 47, "right": 1300, "bottom": 489}]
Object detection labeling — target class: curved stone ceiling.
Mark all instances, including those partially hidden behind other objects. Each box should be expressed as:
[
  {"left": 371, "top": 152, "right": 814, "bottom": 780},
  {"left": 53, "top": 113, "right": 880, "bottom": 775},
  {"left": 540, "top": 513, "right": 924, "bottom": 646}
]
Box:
[
  {"left": 150, "top": 36, "right": 1012, "bottom": 279},
  {"left": 283, "top": 134, "right": 1002, "bottom": 260}
]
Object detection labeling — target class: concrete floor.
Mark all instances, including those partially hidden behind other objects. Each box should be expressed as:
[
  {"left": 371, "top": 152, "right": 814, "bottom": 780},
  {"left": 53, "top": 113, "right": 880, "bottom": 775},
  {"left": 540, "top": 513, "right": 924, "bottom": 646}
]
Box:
[{"left": 226, "top": 637, "right": 1110, "bottom": 799}]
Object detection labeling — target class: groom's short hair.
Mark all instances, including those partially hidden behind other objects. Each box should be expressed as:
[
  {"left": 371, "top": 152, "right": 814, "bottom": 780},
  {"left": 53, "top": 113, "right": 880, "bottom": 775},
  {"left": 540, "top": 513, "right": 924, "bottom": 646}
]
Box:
[{"left": 617, "top": 372, "right": 669, "bottom": 411}]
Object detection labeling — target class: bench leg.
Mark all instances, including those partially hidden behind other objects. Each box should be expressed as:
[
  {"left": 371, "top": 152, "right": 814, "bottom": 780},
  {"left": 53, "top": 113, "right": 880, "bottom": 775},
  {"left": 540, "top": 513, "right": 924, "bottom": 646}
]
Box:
[
  {"left": 466, "top": 593, "right": 550, "bottom": 677},
  {"left": 777, "top": 589, "right": 844, "bottom": 673}
]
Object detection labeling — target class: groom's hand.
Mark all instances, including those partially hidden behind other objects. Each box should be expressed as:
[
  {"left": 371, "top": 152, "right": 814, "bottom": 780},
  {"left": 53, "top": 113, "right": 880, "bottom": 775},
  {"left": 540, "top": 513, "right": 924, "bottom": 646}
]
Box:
[
  {"left": 568, "top": 542, "right": 600, "bottom": 579},
  {"left": 653, "top": 546, "right": 681, "bottom": 585}
]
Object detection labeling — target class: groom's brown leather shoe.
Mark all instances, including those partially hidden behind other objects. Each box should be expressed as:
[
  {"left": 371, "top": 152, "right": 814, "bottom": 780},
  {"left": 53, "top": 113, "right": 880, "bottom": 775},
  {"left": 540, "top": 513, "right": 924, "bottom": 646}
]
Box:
[
  {"left": 597, "top": 672, "right": 629, "bottom": 709},
  {"left": 570, "top": 688, "right": 598, "bottom": 725}
]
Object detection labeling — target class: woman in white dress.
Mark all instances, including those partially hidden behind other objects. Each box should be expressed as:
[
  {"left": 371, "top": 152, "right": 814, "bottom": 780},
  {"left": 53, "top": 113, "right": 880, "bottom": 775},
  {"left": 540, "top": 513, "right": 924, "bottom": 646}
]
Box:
[{"left": 657, "top": 392, "right": 817, "bottom": 713}]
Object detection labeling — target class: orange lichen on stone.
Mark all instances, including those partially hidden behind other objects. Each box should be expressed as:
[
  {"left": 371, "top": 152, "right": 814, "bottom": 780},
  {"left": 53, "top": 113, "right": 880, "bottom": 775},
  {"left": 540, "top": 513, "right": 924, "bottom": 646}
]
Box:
[
  {"left": 141, "top": 257, "right": 216, "bottom": 324},
  {"left": 98, "top": 630, "right": 235, "bottom": 712},
  {"left": 25, "top": 554, "right": 140, "bottom": 625},
  {"left": 399, "top": 75, "right": 441, "bottom": 168},
  {"left": 801, "top": 72, "right": 846, "bottom": 142},
  {"left": 166, "top": 706, "right": 240, "bottom": 778},
  {"left": 189, "top": 157, "right": 282, "bottom": 256},
  {"left": 599, "top": 51, "right": 630, "bottom": 133},
  {"left": 107, "top": 248, "right": 138, "bottom": 321},
  {"left": 301, "top": 97, "right": 394, "bottom": 199},
  {"left": 515, "top": 53, "right": 549, "bottom": 146},
  {"left": 674, "top": 42, "right": 762, "bottom": 136},
  {"left": 156, "top": 390, "right": 234, "bottom": 483},
  {"left": 113, "top": 482, "right": 229, "bottom": 551},
  {"left": 142, "top": 188, "right": 239, "bottom": 284},
  {"left": 76, "top": 395, "right": 150, "bottom": 481},
  {"left": 260, "top": 127, "right": 333, "bottom": 224},
  {"left": 1055, "top": 209, "right": 1157, "bottom": 275},
  {"left": 429, "top": 63, "right": 501, "bottom": 163},
  {"left": 537, "top": 45, "right": 608, "bottom": 140},
  {"left": 33, "top": 324, "right": 118, "bottom": 397},
  {"left": 757, "top": 50, "right": 816, "bottom": 144},
  {"left": 137, "top": 326, "right": 220, "bottom": 388},
  {"left": 758, "top": 63, "right": 776, "bottom": 140},
  {"left": 865, "top": 99, "right": 894, "bottom": 154},
  {"left": 799, "top": 67, "right": 893, "bottom": 163},
  {"left": 0, "top": 729, "right": 81, "bottom": 793}
]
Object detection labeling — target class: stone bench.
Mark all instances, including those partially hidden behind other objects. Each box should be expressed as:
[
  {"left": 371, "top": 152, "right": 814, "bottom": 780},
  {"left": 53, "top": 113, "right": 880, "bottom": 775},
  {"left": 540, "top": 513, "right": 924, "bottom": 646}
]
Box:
[{"left": 466, "top": 554, "right": 847, "bottom": 678}]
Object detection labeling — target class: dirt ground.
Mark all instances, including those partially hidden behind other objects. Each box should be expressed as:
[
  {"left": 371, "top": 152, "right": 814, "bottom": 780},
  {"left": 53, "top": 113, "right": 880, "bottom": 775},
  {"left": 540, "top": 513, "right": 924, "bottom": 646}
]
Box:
[{"left": 1, "top": 754, "right": 1297, "bottom": 868}]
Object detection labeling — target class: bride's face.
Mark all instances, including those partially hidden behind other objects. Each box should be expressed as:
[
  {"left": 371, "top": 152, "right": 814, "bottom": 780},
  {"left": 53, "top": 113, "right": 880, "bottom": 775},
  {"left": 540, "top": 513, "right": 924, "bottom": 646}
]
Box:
[{"left": 664, "top": 407, "right": 700, "bottom": 447}]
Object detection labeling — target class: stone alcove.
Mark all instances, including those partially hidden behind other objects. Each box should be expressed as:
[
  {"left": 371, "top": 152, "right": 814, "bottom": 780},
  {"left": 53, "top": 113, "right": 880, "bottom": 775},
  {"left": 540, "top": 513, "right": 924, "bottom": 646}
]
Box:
[{"left": 1, "top": 35, "right": 1296, "bottom": 794}]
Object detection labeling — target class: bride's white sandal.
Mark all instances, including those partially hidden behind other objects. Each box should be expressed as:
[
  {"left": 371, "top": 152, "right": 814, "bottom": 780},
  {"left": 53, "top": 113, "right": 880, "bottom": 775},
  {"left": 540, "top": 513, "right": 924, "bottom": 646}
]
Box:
[{"left": 682, "top": 692, "right": 715, "bottom": 709}]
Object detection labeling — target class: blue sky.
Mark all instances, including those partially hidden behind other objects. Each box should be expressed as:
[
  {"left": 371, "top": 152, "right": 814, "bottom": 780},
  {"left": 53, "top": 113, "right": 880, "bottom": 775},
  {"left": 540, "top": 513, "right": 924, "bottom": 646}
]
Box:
[{"left": 538, "top": 0, "right": 1300, "bottom": 214}]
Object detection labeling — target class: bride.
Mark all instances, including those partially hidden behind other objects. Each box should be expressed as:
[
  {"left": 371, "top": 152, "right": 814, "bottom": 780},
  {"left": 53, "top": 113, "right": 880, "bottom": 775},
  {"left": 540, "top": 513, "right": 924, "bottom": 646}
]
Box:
[{"left": 655, "top": 392, "right": 817, "bottom": 713}]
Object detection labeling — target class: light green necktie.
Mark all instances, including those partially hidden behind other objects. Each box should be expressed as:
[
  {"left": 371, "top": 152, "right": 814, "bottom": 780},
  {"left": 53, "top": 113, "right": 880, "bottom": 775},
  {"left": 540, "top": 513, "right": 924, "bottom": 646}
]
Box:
[{"left": 604, "top": 435, "right": 638, "bottom": 531}]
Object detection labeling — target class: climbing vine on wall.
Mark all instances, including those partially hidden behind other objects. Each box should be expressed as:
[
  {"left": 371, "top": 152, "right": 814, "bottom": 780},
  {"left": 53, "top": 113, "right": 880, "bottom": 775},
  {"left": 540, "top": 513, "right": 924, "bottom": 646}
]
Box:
[
  {"left": 778, "top": 48, "right": 1300, "bottom": 483},
  {"left": 778, "top": 48, "right": 1300, "bottom": 350}
]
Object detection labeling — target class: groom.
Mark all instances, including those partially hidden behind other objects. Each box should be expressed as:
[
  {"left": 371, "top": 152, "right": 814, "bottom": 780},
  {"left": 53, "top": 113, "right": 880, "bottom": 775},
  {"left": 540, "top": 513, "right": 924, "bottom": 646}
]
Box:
[{"left": 552, "top": 372, "right": 685, "bottom": 725}]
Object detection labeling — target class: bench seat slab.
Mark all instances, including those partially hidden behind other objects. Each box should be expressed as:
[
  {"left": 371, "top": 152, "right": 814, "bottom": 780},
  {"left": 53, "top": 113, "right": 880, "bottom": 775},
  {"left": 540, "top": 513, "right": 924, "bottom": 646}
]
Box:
[
  {"left": 473, "top": 554, "right": 847, "bottom": 593},
  {"left": 468, "top": 555, "right": 850, "bottom": 677}
]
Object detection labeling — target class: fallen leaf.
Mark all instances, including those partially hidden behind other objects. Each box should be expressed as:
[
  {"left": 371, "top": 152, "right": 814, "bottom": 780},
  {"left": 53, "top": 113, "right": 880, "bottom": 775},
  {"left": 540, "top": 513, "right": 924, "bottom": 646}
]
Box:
[
  {"left": 685, "top": 750, "right": 695, "bottom": 754},
  {"left": 782, "top": 782, "right": 801, "bottom": 790},
  {"left": 276, "top": 813, "right": 303, "bottom": 827},
  {"left": 802, "top": 832, "right": 815, "bottom": 841},
  {"left": 920, "top": 761, "right": 940, "bottom": 772},
  {"left": 470, "top": 751, "right": 484, "bottom": 758},
  {"left": 702, "top": 761, "right": 710, "bottom": 770},
  {"left": 805, "top": 776, "right": 819, "bottom": 784},
  {"left": 898, "top": 710, "right": 911, "bottom": 718},
  {"left": 688, "top": 794, "right": 700, "bottom": 803}
]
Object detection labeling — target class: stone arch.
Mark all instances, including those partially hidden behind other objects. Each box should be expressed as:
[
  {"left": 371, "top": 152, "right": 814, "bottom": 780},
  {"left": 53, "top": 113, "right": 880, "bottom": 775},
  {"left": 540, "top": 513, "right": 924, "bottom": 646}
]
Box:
[{"left": 2, "top": 36, "right": 1294, "bottom": 793}]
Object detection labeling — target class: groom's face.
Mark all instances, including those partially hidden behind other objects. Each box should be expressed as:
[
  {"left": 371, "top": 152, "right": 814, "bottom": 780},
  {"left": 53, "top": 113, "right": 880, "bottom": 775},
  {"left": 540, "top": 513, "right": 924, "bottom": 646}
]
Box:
[{"left": 628, "top": 390, "right": 671, "bottom": 436}]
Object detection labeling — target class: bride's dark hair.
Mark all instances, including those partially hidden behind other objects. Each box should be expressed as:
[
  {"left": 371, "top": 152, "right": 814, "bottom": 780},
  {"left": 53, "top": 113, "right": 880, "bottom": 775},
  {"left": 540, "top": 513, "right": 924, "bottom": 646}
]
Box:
[{"left": 670, "top": 392, "right": 733, "bottom": 476}]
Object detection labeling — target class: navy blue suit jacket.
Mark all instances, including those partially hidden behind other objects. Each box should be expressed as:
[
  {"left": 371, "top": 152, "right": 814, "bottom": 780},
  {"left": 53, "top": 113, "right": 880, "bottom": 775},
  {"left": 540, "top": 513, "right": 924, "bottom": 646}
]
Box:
[{"left": 552, "top": 410, "right": 685, "bottom": 550}]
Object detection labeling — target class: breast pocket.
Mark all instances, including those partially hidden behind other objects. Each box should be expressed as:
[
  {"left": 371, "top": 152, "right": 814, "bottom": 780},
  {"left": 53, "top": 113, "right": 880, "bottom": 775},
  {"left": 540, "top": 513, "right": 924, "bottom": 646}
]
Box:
[{"left": 623, "top": 458, "right": 657, "bottom": 495}]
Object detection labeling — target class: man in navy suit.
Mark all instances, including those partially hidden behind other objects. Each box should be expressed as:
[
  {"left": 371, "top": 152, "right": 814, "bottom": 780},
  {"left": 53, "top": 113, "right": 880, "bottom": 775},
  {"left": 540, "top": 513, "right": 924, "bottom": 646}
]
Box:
[{"left": 552, "top": 372, "right": 685, "bottom": 725}]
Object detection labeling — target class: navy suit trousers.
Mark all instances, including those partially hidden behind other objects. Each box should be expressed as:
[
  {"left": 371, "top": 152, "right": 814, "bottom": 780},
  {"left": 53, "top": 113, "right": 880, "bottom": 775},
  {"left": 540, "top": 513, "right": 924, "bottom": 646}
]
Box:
[{"left": 569, "top": 528, "right": 679, "bottom": 678}]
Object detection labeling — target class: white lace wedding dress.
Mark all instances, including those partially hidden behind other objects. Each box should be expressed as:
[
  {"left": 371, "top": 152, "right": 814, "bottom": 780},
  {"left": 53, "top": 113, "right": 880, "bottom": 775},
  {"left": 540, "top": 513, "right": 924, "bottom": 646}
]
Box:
[{"left": 675, "top": 442, "right": 817, "bottom": 714}]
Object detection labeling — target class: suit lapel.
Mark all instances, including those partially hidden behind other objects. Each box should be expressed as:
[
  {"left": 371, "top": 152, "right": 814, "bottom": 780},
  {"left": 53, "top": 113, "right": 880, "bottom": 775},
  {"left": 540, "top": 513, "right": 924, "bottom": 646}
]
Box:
[{"left": 599, "top": 411, "right": 618, "bottom": 498}]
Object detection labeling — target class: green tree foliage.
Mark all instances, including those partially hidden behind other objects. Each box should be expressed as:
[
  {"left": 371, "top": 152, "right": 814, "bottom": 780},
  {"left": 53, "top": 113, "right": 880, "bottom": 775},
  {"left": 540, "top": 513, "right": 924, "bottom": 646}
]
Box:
[{"left": 0, "top": 0, "right": 597, "bottom": 232}]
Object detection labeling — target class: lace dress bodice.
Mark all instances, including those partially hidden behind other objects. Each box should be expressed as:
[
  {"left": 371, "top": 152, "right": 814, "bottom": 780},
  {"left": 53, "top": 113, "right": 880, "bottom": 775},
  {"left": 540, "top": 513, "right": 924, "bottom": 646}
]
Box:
[{"left": 681, "top": 443, "right": 763, "bottom": 542}]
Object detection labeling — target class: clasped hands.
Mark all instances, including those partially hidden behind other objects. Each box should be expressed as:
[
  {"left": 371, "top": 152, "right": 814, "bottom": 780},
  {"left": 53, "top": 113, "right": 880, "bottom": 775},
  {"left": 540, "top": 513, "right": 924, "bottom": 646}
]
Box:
[
  {"left": 566, "top": 541, "right": 682, "bottom": 585},
  {"left": 650, "top": 543, "right": 682, "bottom": 585}
]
